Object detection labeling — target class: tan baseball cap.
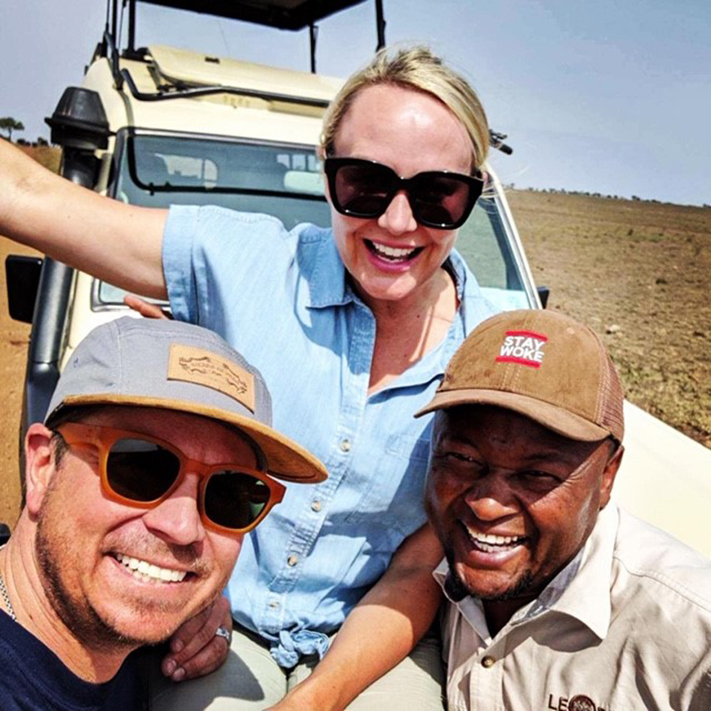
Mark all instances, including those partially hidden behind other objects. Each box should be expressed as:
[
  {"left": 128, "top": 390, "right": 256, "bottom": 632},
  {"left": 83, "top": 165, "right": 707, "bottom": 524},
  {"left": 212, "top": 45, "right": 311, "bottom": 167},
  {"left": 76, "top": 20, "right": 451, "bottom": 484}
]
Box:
[
  {"left": 46, "top": 317, "right": 328, "bottom": 483},
  {"left": 417, "top": 309, "right": 624, "bottom": 443}
]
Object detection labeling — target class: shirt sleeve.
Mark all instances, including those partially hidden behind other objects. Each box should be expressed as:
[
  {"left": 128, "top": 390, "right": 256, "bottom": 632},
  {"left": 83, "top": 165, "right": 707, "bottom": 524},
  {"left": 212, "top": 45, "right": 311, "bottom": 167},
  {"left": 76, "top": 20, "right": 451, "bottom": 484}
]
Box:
[{"left": 162, "top": 205, "right": 297, "bottom": 329}]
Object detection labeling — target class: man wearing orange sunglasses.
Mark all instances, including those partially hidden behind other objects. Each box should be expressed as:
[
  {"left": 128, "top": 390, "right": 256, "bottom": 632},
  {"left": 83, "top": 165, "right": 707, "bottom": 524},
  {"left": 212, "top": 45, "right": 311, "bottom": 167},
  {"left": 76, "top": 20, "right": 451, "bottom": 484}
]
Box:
[{"left": 0, "top": 318, "right": 326, "bottom": 710}]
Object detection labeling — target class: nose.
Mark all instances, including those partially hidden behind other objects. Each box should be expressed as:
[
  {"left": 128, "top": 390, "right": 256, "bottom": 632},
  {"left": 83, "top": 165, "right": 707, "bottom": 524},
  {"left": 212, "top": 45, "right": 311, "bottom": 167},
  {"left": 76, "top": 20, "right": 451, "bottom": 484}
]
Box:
[
  {"left": 377, "top": 191, "right": 418, "bottom": 235},
  {"left": 142, "top": 473, "right": 206, "bottom": 546},
  {"left": 464, "top": 474, "right": 519, "bottom": 523}
]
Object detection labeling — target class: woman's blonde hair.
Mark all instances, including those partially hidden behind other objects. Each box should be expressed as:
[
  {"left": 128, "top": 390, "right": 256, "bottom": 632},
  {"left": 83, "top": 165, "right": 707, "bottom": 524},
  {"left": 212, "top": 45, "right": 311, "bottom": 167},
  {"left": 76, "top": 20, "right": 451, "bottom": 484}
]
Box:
[{"left": 320, "top": 45, "right": 489, "bottom": 171}]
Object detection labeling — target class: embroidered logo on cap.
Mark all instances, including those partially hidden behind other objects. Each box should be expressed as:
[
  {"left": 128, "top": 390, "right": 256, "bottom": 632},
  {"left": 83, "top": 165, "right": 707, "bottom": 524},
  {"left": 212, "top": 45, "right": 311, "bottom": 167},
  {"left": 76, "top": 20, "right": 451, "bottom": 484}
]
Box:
[
  {"left": 496, "top": 329, "right": 548, "bottom": 369},
  {"left": 168, "top": 344, "right": 255, "bottom": 412}
]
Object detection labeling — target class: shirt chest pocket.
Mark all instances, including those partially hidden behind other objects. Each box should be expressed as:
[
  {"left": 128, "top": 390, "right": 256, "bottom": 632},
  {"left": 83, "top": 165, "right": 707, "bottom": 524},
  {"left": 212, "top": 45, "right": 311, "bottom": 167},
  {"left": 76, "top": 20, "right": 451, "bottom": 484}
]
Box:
[{"left": 343, "top": 434, "right": 431, "bottom": 531}]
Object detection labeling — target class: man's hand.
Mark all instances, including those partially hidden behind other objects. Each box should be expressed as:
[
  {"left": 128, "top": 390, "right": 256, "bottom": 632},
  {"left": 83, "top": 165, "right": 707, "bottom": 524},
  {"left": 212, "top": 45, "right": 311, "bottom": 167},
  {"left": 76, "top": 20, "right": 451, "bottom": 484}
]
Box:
[{"left": 161, "top": 595, "right": 232, "bottom": 682}]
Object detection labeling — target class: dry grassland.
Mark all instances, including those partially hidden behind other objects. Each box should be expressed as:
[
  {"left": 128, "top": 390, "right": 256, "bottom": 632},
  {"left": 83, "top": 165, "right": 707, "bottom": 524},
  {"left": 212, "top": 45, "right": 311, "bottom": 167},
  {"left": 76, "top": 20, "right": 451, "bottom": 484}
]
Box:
[{"left": 508, "top": 189, "right": 710, "bottom": 447}]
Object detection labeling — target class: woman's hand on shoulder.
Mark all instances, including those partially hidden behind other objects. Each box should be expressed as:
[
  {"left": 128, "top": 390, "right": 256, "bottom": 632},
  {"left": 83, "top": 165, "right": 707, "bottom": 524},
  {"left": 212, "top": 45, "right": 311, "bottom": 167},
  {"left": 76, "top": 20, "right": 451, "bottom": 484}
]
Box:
[{"left": 123, "top": 294, "right": 172, "bottom": 320}]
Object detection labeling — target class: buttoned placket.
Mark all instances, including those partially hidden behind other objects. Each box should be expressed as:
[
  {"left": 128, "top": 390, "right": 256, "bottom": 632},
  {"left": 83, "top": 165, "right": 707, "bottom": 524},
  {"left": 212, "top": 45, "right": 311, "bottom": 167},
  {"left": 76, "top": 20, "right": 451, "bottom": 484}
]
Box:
[
  {"left": 259, "top": 296, "right": 376, "bottom": 635},
  {"left": 444, "top": 546, "right": 590, "bottom": 711},
  {"left": 255, "top": 257, "right": 474, "bottom": 636},
  {"left": 465, "top": 636, "right": 509, "bottom": 710}
]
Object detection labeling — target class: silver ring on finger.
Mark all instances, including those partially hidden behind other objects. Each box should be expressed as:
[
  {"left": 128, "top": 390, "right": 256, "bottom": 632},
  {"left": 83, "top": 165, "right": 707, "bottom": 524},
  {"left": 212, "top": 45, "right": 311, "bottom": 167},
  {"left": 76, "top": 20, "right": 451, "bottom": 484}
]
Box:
[{"left": 215, "top": 626, "right": 232, "bottom": 645}]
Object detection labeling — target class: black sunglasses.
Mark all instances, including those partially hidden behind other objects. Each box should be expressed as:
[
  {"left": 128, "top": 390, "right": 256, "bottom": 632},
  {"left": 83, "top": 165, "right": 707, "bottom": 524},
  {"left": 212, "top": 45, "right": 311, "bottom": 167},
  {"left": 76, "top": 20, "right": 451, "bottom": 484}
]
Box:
[
  {"left": 57, "top": 423, "right": 285, "bottom": 534},
  {"left": 324, "top": 157, "right": 484, "bottom": 229}
]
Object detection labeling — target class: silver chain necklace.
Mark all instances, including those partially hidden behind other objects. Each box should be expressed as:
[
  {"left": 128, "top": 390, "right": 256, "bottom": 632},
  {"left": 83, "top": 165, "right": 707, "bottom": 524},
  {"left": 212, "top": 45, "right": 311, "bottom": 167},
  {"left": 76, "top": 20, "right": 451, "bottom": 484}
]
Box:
[{"left": 0, "top": 545, "right": 16, "bottom": 621}]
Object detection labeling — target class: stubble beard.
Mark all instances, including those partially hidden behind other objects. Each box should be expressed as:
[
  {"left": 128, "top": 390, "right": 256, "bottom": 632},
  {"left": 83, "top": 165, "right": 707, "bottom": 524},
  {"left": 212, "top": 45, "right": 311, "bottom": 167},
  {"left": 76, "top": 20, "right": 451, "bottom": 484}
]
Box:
[
  {"left": 33, "top": 479, "right": 212, "bottom": 651},
  {"left": 35, "top": 516, "right": 147, "bottom": 653},
  {"left": 444, "top": 547, "right": 535, "bottom": 603}
]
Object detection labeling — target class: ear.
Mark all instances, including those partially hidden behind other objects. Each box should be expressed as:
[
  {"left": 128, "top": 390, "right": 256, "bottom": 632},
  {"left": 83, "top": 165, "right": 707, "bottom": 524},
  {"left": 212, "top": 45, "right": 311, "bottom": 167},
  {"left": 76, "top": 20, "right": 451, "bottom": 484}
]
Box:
[
  {"left": 598, "top": 444, "right": 624, "bottom": 510},
  {"left": 24, "top": 423, "right": 58, "bottom": 516}
]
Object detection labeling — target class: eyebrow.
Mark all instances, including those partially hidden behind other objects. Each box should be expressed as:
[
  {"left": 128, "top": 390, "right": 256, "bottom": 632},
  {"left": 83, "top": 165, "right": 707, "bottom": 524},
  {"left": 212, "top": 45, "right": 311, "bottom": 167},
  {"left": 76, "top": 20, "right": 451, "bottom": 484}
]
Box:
[
  {"left": 438, "top": 432, "right": 575, "bottom": 465},
  {"left": 517, "top": 447, "right": 565, "bottom": 462}
]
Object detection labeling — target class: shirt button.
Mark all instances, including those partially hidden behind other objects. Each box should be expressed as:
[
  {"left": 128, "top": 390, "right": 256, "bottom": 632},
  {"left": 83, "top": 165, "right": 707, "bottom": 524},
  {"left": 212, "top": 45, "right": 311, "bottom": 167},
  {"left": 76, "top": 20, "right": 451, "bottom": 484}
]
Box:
[
  {"left": 340, "top": 438, "right": 351, "bottom": 452},
  {"left": 311, "top": 500, "right": 322, "bottom": 512},
  {"left": 287, "top": 554, "right": 299, "bottom": 567},
  {"left": 481, "top": 656, "right": 495, "bottom": 668}
]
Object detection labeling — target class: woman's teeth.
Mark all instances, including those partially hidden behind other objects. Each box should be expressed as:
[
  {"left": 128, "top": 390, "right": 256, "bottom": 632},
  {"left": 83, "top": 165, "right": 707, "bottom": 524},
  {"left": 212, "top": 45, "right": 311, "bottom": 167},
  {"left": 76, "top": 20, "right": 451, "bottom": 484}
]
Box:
[{"left": 367, "top": 240, "right": 420, "bottom": 262}]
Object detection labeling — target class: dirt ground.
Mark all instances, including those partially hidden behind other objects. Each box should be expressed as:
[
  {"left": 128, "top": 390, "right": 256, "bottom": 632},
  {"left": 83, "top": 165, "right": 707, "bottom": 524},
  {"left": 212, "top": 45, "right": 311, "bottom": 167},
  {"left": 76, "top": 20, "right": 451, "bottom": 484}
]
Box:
[{"left": 0, "top": 180, "right": 709, "bottom": 528}]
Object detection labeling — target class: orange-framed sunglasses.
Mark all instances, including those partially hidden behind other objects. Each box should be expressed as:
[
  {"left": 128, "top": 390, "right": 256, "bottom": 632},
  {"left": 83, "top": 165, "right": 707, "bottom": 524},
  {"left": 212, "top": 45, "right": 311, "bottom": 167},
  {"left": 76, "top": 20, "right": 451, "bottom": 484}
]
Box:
[{"left": 56, "top": 422, "right": 286, "bottom": 535}]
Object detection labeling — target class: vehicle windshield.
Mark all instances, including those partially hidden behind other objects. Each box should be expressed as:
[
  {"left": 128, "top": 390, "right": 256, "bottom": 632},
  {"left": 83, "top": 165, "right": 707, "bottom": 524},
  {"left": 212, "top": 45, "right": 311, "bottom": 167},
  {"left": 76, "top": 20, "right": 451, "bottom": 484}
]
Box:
[{"left": 100, "top": 131, "right": 533, "bottom": 310}]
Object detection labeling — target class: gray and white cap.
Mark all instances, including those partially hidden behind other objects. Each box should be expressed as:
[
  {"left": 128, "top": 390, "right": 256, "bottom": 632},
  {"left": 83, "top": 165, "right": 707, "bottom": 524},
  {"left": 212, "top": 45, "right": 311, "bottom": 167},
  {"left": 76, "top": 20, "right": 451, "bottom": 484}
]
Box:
[{"left": 45, "top": 317, "right": 327, "bottom": 484}]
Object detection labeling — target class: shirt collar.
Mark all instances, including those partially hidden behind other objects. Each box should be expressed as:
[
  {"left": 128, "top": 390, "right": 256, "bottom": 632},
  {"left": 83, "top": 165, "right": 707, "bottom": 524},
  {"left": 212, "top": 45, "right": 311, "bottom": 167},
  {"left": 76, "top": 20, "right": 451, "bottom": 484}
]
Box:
[
  {"left": 544, "top": 503, "right": 618, "bottom": 640},
  {"left": 301, "top": 235, "right": 492, "bottom": 390},
  {"left": 434, "top": 559, "right": 493, "bottom": 642},
  {"left": 303, "top": 233, "right": 481, "bottom": 315},
  {"left": 303, "top": 228, "right": 351, "bottom": 308}
]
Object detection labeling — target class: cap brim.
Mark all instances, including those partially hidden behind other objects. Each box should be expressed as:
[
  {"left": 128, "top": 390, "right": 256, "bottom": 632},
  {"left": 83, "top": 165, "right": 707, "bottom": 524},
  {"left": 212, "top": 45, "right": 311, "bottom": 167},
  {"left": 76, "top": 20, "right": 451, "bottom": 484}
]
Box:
[
  {"left": 415, "top": 389, "right": 611, "bottom": 442},
  {"left": 57, "top": 394, "right": 328, "bottom": 483}
]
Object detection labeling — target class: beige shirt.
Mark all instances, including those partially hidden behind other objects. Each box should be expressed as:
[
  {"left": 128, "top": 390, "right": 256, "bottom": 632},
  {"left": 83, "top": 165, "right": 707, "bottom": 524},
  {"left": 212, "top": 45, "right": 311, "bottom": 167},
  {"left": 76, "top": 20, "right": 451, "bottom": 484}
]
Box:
[{"left": 435, "top": 504, "right": 711, "bottom": 711}]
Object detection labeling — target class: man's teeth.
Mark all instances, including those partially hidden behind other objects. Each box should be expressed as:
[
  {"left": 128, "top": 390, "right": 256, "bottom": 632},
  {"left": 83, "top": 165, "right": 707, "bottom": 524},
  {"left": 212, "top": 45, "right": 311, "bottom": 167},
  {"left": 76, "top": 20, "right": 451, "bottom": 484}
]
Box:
[
  {"left": 466, "top": 529, "right": 523, "bottom": 552},
  {"left": 370, "top": 241, "right": 418, "bottom": 261},
  {"left": 115, "top": 553, "right": 187, "bottom": 583}
]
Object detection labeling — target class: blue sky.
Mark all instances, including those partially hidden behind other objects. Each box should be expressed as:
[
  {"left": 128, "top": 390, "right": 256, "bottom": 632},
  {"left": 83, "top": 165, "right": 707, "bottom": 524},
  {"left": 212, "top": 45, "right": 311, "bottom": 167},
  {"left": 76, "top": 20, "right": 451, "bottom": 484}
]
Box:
[{"left": 1, "top": 0, "right": 709, "bottom": 205}]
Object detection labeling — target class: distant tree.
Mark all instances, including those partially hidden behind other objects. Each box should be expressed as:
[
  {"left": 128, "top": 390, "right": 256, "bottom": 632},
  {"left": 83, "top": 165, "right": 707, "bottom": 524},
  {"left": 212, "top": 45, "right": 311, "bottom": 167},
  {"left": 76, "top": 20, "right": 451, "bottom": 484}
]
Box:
[
  {"left": 0, "top": 117, "right": 25, "bottom": 141},
  {"left": 36, "top": 136, "right": 49, "bottom": 147}
]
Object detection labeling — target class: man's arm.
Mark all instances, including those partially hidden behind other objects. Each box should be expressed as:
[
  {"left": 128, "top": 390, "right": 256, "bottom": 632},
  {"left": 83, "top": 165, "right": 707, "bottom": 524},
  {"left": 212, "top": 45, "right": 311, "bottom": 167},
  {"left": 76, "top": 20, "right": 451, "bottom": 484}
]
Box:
[
  {"left": 0, "top": 139, "right": 168, "bottom": 298},
  {"left": 270, "top": 524, "right": 445, "bottom": 711}
]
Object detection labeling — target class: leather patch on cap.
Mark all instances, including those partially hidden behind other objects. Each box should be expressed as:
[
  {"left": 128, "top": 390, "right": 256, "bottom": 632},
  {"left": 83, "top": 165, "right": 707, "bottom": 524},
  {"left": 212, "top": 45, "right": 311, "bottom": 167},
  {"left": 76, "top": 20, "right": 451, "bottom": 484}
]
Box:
[{"left": 168, "top": 344, "right": 255, "bottom": 412}]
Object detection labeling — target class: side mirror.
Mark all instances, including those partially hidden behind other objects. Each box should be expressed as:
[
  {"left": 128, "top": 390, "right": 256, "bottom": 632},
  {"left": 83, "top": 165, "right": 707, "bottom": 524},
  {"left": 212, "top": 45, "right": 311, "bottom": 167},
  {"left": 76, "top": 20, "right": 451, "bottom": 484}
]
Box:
[
  {"left": 5, "top": 255, "right": 44, "bottom": 324},
  {"left": 0, "top": 523, "right": 10, "bottom": 546},
  {"left": 537, "top": 285, "right": 550, "bottom": 309}
]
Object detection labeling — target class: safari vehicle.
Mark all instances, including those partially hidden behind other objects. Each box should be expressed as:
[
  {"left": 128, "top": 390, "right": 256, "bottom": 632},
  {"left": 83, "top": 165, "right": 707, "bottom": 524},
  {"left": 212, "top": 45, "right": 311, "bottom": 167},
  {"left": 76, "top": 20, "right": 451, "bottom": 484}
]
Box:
[
  {"left": 5, "top": 0, "right": 710, "bottom": 553},
  {"left": 6, "top": 0, "right": 540, "bottom": 434}
]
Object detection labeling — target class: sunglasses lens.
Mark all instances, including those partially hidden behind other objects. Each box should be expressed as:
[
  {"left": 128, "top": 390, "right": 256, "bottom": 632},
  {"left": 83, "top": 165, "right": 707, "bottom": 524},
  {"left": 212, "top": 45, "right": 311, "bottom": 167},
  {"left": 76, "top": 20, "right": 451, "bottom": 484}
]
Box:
[
  {"left": 411, "top": 174, "right": 473, "bottom": 227},
  {"left": 333, "top": 162, "right": 393, "bottom": 217},
  {"left": 329, "top": 159, "right": 478, "bottom": 228},
  {"left": 204, "top": 471, "right": 272, "bottom": 530},
  {"left": 107, "top": 438, "right": 181, "bottom": 502}
]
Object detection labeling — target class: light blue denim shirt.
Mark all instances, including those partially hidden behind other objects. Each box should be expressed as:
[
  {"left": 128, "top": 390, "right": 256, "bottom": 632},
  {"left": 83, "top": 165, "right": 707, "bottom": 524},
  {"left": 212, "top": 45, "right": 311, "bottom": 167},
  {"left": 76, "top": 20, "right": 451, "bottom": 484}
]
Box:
[{"left": 163, "top": 205, "right": 497, "bottom": 666}]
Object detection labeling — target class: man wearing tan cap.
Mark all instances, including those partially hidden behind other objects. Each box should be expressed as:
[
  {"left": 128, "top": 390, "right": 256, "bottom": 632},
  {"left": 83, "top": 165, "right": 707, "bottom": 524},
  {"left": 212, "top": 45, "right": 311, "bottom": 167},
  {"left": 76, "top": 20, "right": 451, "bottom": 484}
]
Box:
[
  {"left": 0, "top": 318, "right": 326, "bottom": 710},
  {"left": 420, "top": 310, "right": 711, "bottom": 710}
]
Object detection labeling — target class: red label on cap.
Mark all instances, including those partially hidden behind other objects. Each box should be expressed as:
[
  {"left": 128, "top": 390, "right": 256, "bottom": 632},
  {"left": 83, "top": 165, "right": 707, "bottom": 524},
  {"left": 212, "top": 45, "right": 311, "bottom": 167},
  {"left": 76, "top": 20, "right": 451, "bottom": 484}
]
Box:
[{"left": 496, "top": 329, "right": 548, "bottom": 369}]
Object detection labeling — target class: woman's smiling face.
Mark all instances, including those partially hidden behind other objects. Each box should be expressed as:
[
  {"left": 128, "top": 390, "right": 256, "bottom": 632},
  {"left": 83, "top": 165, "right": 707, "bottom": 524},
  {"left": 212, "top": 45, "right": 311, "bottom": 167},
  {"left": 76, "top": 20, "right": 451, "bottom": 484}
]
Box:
[{"left": 327, "top": 84, "right": 474, "bottom": 310}]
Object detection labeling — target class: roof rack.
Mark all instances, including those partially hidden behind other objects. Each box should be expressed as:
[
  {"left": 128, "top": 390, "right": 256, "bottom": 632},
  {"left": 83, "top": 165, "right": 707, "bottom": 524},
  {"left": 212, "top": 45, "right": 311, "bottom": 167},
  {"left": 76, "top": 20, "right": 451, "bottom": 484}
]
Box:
[
  {"left": 99, "top": 0, "right": 512, "bottom": 153},
  {"left": 105, "top": 33, "right": 332, "bottom": 108},
  {"left": 103, "top": 0, "right": 384, "bottom": 73}
]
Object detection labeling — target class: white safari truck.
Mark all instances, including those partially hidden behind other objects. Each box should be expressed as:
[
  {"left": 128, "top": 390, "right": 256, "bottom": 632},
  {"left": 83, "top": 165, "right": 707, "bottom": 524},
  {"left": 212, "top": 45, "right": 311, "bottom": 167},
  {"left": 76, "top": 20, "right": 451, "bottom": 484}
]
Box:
[{"left": 4, "top": 0, "right": 710, "bottom": 554}]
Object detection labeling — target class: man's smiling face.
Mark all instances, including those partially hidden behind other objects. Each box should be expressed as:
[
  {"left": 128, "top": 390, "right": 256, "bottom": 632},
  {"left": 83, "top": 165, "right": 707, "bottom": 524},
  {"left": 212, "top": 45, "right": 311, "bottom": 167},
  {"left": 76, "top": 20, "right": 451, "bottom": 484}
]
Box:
[
  {"left": 32, "top": 406, "right": 251, "bottom": 649},
  {"left": 426, "top": 405, "right": 620, "bottom": 622}
]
